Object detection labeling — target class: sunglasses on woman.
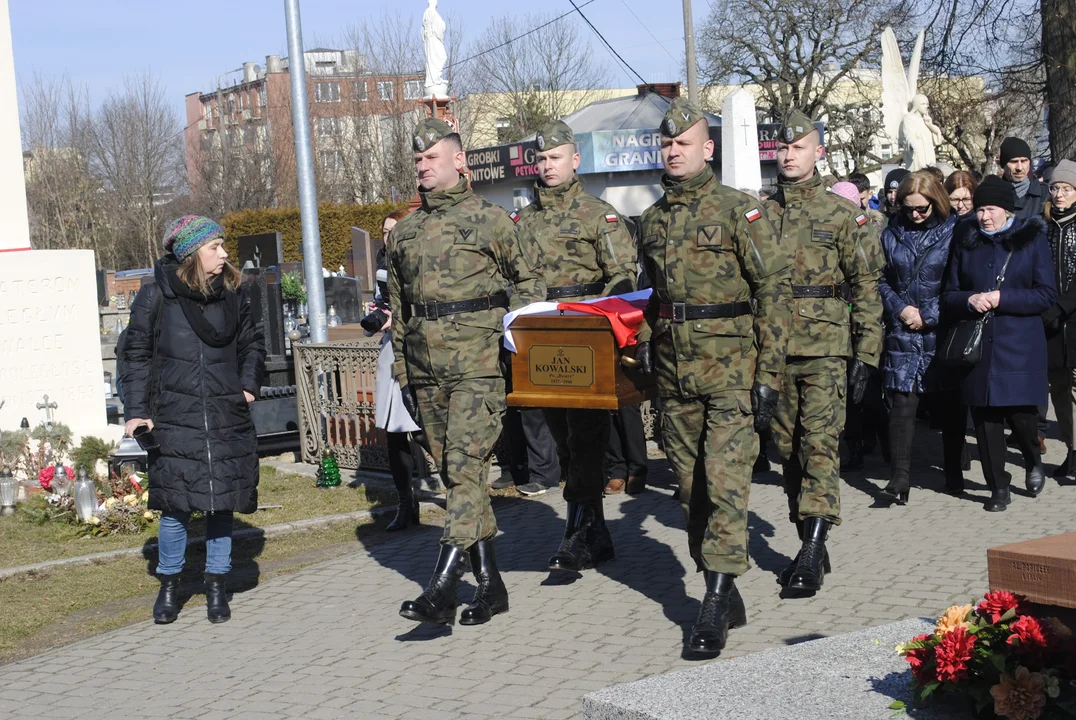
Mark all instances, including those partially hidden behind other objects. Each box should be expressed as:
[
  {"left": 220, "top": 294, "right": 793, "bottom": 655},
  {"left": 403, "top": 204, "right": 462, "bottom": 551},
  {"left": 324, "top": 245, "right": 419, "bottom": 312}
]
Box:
[{"left": 902, "top": 204, "right": 931, "bottom": 216}]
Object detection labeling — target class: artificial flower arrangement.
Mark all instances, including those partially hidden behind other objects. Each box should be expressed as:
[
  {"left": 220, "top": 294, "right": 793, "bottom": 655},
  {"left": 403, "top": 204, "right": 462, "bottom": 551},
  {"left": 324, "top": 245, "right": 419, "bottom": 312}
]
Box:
[{"left": 899, "top": 590, "right": 1076, "bottom": 719}]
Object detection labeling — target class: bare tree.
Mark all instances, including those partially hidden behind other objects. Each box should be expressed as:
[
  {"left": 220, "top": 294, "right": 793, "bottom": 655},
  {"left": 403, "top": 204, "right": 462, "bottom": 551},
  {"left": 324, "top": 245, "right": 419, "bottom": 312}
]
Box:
[
  {"left": 458, "top": 15, "right": 609, "bottom": 144},
  {"left": 90, "top": 74, "right": 183, "bottom": 269},
  {"left": 1042, "top": 0, "right": 1076, "bottom": 158}
]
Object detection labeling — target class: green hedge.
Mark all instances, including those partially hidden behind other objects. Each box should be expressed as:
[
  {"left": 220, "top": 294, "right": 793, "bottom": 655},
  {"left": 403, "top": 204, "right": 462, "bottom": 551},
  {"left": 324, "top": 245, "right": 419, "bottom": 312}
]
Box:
[{"left": 222, "top": 201, "right": 407, "bottom": 270}]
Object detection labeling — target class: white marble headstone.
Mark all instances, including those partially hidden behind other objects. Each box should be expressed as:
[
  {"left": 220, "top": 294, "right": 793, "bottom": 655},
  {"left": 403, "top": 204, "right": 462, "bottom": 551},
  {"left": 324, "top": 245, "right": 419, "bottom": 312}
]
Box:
[
  {"left": 721, "top": 89, "right": 762, "bottom": 193},
  {"left": 0, "top": 249, "right": 110, "bottom": 440}
]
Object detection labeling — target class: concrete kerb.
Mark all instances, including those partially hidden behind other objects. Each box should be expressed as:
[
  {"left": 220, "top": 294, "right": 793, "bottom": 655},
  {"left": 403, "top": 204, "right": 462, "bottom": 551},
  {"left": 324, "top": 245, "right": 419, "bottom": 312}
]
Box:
[{"left": 0, "top": 495, "right": 445, "bottom": 580}]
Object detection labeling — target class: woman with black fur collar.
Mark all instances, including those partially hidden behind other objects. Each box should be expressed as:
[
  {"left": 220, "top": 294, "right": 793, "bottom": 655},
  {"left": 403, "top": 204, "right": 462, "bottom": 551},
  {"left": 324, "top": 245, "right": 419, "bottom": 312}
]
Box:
[{"left": 942, "top": 175, "right": 1056, "bottom": 512}]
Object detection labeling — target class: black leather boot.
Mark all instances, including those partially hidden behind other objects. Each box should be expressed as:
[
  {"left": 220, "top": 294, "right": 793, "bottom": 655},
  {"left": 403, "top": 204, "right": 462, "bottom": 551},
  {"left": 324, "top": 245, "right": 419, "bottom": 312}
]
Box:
[
  {"left": 777, "top": 520, "right": 830, "bottom": 586},
  {"left": 400, "top": 545, "right": 467, "bottom": 625},
  {"left": 204, "top": 573, "right": 230, "bottom": 623},
  {"left": 460, "top": 537, "right": 509, "bottom": 626},
  {"left": 1025, "top": 463, "right": 1046, "bottom": 497},
  {"left": 881, "top": 469, "right": 910, "bottom": 505},
  {"left": 985, "top": 486, "right": 1012, "bottom": 512},
  {"left": 386, "top": 483, "right": 420, "bottom": 532},
  {"left": 687, "top": 572, "right": 747, "bottom": 656},
  {"left": 548, "top": 502, "right": 613, "bottom": 572},
  {"left": 787, "top": 517, "right": 831, "bottom": 593},
  {"left": 153, "top": 574, "right": 180, "bottom": 624},
  {"left": 840, "top": 440, "right": 864, "bottom": 471}
]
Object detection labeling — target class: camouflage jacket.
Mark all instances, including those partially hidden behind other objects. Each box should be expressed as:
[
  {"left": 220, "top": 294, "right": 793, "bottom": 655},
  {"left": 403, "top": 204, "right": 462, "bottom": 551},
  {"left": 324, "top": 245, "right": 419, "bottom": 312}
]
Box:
[
  {"left": 387, "top": 177, "right": 546, "bottom": 387},
  {"left": 637, "top": 165, "right": 793, "bottom": 396},
  {"left": 515, "top": 176, "right": 637, "bottom": 299},
  {"left": 763, "top": 173, "right": 884, "bottom": 365}
]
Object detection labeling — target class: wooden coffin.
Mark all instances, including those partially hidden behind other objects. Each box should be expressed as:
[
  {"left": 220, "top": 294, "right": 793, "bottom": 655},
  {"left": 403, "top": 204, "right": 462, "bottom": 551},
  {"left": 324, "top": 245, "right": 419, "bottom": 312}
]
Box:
[
  {"left": 988, "top": 532, "right": 1076, "bottom": 608},
  {"left": 506, "top": 312, "right": 654, "bottom": 410}
]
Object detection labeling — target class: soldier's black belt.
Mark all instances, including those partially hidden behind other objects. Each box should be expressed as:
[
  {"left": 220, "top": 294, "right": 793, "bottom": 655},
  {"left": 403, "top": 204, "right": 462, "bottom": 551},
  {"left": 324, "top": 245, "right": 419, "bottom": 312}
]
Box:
[
  {"left": 411, "top": 292, "right": 509, "bottom": 320},
  {"left": 792, "top": 284, "right": 850, "bottom": 299},
  {"left": 546, "top": 282, "right": 604, "bottom": 300},
  {"left": 658, "top": 301, "right": 752, "bottom": 323}
]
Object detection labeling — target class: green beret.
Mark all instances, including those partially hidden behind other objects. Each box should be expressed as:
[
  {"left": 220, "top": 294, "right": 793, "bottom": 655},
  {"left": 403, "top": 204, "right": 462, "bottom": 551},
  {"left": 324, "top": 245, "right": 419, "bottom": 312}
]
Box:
[
  {"left": 660, "top": 97, "right": 707, "bottom": 138},
  {"left": 412, "top": 118, "right": 454, "bottom": 152},
  {"left": 777, "top": 109, "right": 818, "bottom": 144},
  {"left": 536, "top": 120, "right": 574, "bottom": 151}
]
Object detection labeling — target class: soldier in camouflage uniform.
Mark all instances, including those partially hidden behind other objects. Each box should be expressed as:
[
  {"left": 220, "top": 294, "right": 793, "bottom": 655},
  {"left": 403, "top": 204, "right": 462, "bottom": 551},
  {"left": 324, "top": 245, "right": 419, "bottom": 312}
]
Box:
[
  {"left": 390, "top": 118, "right": 546, "bottom": 626},
  {"left": 636, "top": 98, "right": 793, "bottom": 655},
  {"left": 763, "top": 110, "right": 884, "bottom": 595},
  {"left": 514, "top": 119, "right": 638, "bottom": 572}
]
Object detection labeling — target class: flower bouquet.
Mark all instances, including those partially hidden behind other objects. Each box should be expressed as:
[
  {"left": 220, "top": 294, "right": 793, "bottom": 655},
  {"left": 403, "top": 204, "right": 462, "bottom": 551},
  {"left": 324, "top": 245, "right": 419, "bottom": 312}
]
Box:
[{"left": 899, "top": 591, "right": 1076, "bottom": 719}]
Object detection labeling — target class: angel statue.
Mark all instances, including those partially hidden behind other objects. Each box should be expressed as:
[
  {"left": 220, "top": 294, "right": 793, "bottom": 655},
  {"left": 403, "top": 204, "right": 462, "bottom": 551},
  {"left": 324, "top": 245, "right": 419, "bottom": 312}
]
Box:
[
  {"left": 881, "top": 27, "right": 942, "bottom": 171},
  {"left": 422, "top": 0, "right": 448, "bottom": 98}
]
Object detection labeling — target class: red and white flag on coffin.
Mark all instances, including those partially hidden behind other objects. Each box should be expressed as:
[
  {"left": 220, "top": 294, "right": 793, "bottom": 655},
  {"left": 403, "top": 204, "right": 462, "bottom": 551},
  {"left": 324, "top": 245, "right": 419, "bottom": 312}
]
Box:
[{"left": 558, "top": 288, "right": 651, "bottom": 348}]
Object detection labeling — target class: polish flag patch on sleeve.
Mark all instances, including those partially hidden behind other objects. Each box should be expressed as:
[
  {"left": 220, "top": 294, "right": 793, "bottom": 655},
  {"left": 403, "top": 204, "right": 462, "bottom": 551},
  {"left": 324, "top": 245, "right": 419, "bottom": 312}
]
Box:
[
  {"left": 509, "top": 211, "right": 520, "bottom": 224},
  {"left": 855, "top": 214, "right": 868, "bottom": 227},
  {"left": 744, "top": 208, "right": 762, "bottom": 223},
  {"left": 605, "top": 213, "right": 619, "bottom": 223}
]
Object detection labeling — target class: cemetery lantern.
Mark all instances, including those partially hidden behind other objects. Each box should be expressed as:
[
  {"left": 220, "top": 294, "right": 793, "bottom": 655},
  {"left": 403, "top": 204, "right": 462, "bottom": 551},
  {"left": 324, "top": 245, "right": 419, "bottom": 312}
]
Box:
[
  {"left": 0, "top": 467, "right": 16, "bottom": 515},
  {"left": 73, "top": 467, "right": 97, "bottom": 523},
  {"left": 52, "top": 461, "right": 71, "bottom": 496}
]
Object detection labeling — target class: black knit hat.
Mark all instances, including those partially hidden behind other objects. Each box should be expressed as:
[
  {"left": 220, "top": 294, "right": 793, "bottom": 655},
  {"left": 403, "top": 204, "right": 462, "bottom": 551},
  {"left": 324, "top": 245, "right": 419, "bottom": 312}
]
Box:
[
  {"left": 884, "top": 168, "right": 910, "bottom": 191},
  {"left": 999, "top": 137, "right": 1032, "bottom": 166},
  {"left": 973, "top": 175, "right": 1016, "bottom": 213}
]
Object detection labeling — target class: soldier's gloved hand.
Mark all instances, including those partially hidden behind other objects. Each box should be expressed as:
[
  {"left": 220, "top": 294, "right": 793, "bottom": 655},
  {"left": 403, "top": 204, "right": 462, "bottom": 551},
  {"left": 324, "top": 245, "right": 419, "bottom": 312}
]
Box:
[
  {"left": 848, "top": 359, "right": 871, "bottom": 405},
  {"left": 635, "top": 341, "right": 653, "bottom": 375},
  {"left": 750, "top": 383, "right": 779, "bottom": 433},
  {"left": 401, "top": 384, "right": 422, "bottom": 427}
]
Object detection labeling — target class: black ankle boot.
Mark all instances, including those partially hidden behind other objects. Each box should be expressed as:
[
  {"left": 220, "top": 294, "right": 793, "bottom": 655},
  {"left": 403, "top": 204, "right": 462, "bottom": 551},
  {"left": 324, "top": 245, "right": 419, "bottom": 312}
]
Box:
[
  {"left": 400, "top": 545, "right": 467, "bottom": 625},
  {"left": 777, "top": 520, "right": 831, "bottom": 586},
  {"left": 1025, "top": 463, "right": 1046, "bottom": 497},
  {"left": 386, "top": 484, "right": 420, "bottom": 532},
  {"left": 985, "top": 486, "right": 1012, "bottom": 512},
  {"left": 687, "top": 572, "right": 747, "bottom": 656},
  {"left": 548, "top": 502, "right": 613, "bottom": 572},
  {"left": 153, "top": 574, "right": 180, "bottom": 624},
  {"left": 787, "top": 517, "right": 831, "bottom": 593},
  {"left": 460, "top": 537, "right": 509, "bottom": 626},
  {"left": 204, "top": 573, "right": 230, "bottom": 623}
]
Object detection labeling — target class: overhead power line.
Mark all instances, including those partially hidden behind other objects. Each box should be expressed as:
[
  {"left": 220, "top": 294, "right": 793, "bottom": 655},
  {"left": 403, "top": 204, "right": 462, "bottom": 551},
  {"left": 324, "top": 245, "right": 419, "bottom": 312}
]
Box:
[
  {"left": 618, "top": 0, "right": 678, "bottom": 64},
  {"left": 567, "top": 0, "right": 647, "bottom": 85}
]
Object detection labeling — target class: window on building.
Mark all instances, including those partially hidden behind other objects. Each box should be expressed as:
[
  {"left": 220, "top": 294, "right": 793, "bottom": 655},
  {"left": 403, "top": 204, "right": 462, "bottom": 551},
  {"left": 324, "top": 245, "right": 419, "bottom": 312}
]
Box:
[
  {"left": 403, "top": 80, "right": 423, "bottom": 100},
  {"left": 353, "top": 81, "right": 368, "bottom": 102},
  {"left": 319, "top": 149, "right": 343, "bottom": 173},
  {"left": 227, "top": 98, "right": 236, "bottom": 115},
  {"left": 259, "top": 86, "right": 267, "bottom": 107},
  {"left": 203, "top": 102, "right": 213, "bottom": 124},
  {"left": 377, "top": 81, "right": 394, "bottom": 101},
  {"left": 315, "top": 82, "right": 341, "bottom": 103},
  {"left": 316, "top": 116, "right": 339, "bottom": 138}
]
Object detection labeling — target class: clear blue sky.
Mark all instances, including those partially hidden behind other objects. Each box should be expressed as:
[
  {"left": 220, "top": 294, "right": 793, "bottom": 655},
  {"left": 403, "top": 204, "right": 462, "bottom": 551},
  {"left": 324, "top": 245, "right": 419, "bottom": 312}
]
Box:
[{"left": 10, "top": 0, "right": 687, "bottom": 122}]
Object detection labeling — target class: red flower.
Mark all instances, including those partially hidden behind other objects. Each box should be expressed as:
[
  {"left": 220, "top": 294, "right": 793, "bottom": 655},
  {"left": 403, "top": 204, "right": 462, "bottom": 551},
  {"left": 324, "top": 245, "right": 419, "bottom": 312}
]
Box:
[
  {"left": 902, "top": 635, "right": 936, "bottom": 685},
  {"left": 38, "top": 465, "right": 54, "bottom": 491},
  {"left": 936, "top": 625, "right": 977, "bottom": 683},
  {"left": 1008, "top": 616, "right": 1056, "bottom": 665},
  {"left": 978, "top": 590, "right": 1024, "bottom": 624}
]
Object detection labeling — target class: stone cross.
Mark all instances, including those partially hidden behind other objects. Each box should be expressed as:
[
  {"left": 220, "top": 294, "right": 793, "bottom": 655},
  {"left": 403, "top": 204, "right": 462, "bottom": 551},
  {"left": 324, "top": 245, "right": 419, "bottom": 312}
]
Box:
[
  {"left": 36, "top": 394, "right": 57, "bottom": 427},
  {"left": 720, "top": 89, "right": 763, "bottom": 193}
]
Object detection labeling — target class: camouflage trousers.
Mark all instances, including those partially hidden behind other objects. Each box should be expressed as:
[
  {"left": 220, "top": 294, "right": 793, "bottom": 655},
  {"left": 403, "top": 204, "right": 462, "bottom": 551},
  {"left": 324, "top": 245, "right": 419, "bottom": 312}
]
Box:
[
  {"left": 544, "top": 408, "right": 610, "bottom": 505},
  {"left": 414, "top": 377, "right": 506, "bottom": 549},
  {"left": 771, "top": 356, "right": 846, "bottom": 526},
  {"left": 661, "top": 390, "right": 755, "bottom": 576}
]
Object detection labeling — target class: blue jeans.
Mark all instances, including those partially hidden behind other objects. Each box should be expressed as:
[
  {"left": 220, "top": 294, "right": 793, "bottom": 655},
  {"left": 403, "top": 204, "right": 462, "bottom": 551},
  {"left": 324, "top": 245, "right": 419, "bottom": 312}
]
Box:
[{"left": 155, "top": 511, "right": 234, "bottom": 576}]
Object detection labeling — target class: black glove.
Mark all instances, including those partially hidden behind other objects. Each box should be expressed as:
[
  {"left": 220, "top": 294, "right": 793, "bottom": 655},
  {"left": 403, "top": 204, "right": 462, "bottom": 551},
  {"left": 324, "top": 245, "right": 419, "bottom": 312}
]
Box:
[
  {"left": 1043, "top": 305, "right": 1063, "bottom": 332},
  {"left": 635, "top": 341, "right": 653, "bottom": 375},
  {"left": 750, "top": 383, "right": 779, "bottom": 433},
  {"left": 401, "top": 384, "right": 422, "bottom": 427},
  {"left": 848, "top": 359, "right": 871, "bottom": 405}
]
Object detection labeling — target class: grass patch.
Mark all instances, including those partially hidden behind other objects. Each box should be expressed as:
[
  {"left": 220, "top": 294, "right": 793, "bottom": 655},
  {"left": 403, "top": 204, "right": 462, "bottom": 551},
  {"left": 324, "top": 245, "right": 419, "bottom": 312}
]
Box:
[
  {"left": 0, "top": 512, "right": 444, "bottom": 664},
  {"left": 0, "top": 465, "right": 402, "bottom": 569}
]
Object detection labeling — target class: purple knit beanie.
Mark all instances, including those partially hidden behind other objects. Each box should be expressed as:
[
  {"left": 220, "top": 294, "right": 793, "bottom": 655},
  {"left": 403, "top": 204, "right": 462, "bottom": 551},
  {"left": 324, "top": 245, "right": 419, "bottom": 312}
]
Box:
[{"left": 162, "top": 215, "right": 224, "bottom": 261}]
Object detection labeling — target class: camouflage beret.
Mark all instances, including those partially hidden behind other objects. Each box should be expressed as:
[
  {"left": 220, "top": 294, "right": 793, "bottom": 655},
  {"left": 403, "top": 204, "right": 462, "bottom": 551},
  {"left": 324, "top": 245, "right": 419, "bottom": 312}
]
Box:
[
  {"left": 777, "top": 109, "right": 818, "bottom": 144},
  {"left": 412, "top": 117, "right": 454, "bottom": 152},
  {"left": 536, "top": 120, "right": 574, "bottom": 151},
  {"left": 660, "top": 97, "right": 707, "bottom": 138}
]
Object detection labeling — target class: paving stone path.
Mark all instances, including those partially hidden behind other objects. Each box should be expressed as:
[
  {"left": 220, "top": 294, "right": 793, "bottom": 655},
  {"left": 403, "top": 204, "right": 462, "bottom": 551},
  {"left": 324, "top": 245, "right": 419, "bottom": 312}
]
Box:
[{"left": 2, "top": 425, "right": 1075, "bottom": 719}]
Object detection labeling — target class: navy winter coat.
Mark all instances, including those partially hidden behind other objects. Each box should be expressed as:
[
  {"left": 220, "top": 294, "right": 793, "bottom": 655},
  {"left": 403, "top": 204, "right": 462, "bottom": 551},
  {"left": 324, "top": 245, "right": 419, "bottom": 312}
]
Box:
[
  {"left": 878, "top": 212, "right": 957, "bottom": 393},
  {"left": 941, "top": 215, "right": 1056, "bottom": 408},
  {"left": 121, "top": 257, "right": 266, "bottom": 514}
]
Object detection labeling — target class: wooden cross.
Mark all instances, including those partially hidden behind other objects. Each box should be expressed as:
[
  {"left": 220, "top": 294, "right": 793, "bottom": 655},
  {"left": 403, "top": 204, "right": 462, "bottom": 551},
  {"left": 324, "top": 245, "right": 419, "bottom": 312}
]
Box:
[{"left": 36, "top": 394, "right": 58, "bottom": 427}]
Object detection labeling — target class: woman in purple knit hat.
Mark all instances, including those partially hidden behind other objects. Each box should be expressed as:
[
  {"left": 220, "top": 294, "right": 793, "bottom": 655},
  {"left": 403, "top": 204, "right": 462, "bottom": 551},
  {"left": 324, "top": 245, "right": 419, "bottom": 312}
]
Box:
[{"left": 121, "top": 215, "right": 265, "bottom": 624}]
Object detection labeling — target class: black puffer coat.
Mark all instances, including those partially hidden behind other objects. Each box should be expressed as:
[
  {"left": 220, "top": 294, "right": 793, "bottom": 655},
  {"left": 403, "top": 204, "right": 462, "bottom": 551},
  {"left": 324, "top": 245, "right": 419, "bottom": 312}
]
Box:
[
  {"left": 1044, "top": 202, "right": 1076, "bottom": 369},
  {"left": 121, "top": 256, "right": 265, "bottom": 513}
]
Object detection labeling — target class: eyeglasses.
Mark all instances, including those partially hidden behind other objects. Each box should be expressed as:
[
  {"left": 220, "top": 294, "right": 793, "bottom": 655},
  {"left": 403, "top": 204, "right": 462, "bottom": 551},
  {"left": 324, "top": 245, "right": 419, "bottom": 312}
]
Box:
[
  {"left": 949, "top": 195, "right": 973, "bottom": 205},
  {"left": 1051, "top": 184, "right": 1075, "bottom": 197},
  {"left": 902, "top": 204, "right": 931, "bottom": 216}
]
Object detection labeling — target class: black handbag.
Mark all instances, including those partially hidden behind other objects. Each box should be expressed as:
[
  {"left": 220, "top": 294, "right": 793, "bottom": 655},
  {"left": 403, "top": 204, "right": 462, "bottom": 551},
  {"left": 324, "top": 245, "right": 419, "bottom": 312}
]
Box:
[{"left": 941, "top": 250, "right": 1013, "bottom": 368}]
